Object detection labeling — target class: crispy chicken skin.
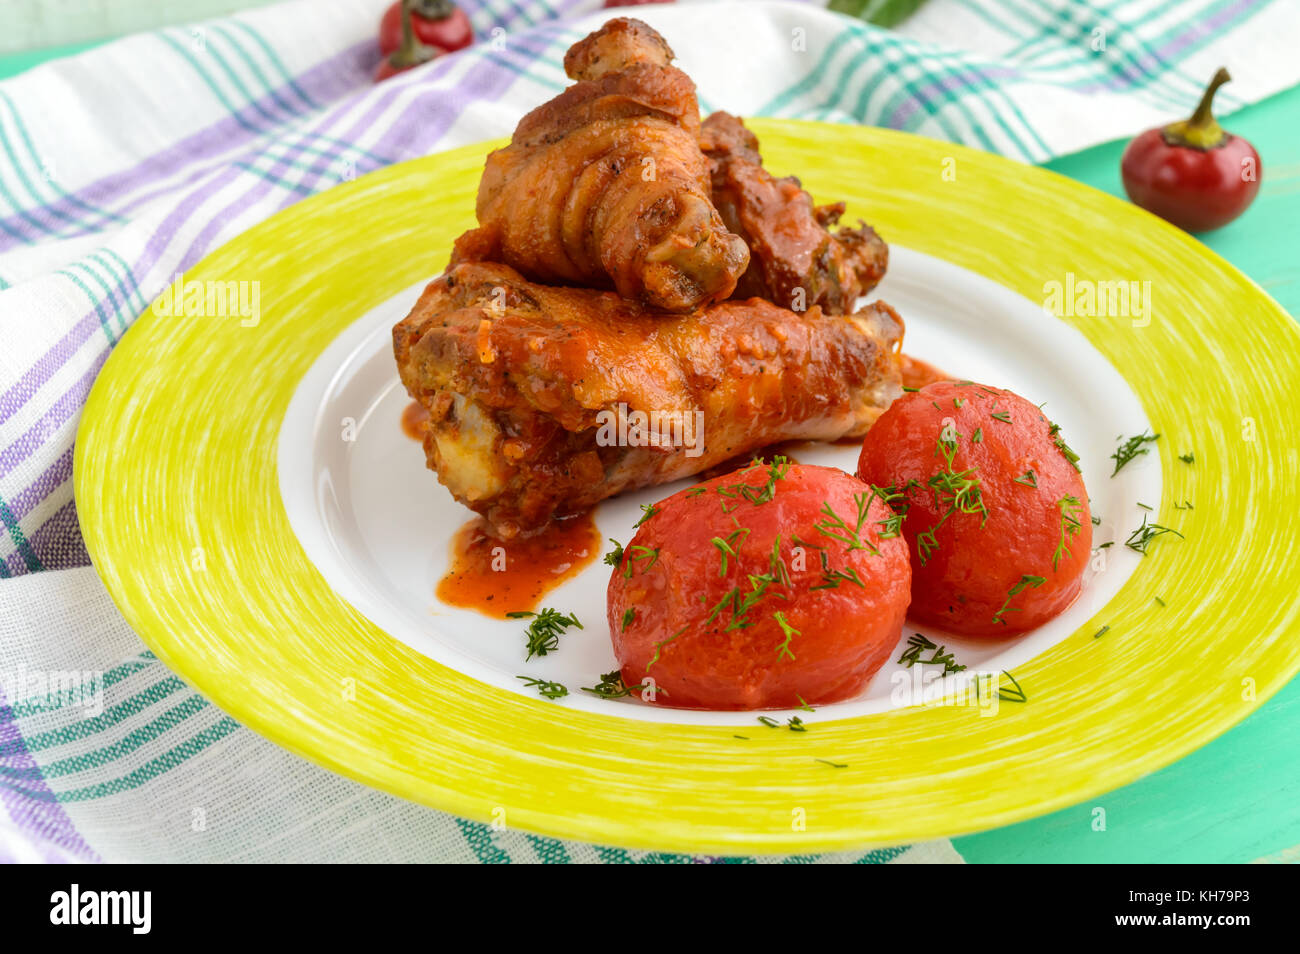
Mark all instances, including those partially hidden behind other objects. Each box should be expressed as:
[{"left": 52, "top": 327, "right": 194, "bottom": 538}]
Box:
[
  {"left": 393, "top": 262, "right": 904, "bottom": 538},
  {"left": 562, "top": 15, "right": 675, "bottom": 80},
  {"left": 701, "top": 111, "right": 889, "bottom": 314},
  {"left": 453, "top": 19, "right": 749, "bottom": 313}
]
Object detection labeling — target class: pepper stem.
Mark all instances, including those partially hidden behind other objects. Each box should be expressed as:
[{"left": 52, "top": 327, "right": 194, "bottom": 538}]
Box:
[
  {"left": 412, "top": 0, "right": 457, "bottom": 18},
  {"left": 1190, "top": 68, "right": 1231, "bottom": 127},
  {"left": 390, "top": 0, "right": 437, "bottom": 69},
  {"left": 401, "top": 0, "right": 415, "bottom": 51},
  {"left": 1162, "top": 67, "right": 1231, "bottom": 150}
]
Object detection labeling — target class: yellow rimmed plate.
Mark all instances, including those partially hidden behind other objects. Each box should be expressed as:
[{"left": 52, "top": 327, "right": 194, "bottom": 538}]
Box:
[{"left": 75, "top": 120, "right": 1300, "bottom": 853}]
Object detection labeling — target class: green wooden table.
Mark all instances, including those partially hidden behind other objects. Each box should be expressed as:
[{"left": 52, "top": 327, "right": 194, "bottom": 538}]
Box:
[{"left": 3, "top": 45, "right": 1296, "bottom": 864}]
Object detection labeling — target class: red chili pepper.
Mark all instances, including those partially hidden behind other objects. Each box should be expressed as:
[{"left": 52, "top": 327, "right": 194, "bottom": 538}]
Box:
[
  {"left": 374, "top": 0, "right": 440, "bottom": 82},
  {"left": 378, "top": 0, "right": 473, "bottom": 58},
  {"left": 1121, "top": 68, "right": 1261, "bottom": 233}
]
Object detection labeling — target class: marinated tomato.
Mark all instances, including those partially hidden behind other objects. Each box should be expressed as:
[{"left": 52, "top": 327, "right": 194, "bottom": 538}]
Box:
[
  {"left": 856, "top": 381, "right": 1090, "bottom": 637},
  {"left": 606, "top": 460, "right": 911, "bottom": 709}
]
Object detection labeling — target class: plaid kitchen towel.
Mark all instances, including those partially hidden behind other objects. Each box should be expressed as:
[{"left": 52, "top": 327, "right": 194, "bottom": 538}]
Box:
[{"left": 0, "top": 0, "right": 1297, "bottom": 863}]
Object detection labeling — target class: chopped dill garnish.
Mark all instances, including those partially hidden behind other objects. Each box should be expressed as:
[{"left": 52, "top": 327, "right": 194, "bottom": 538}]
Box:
[
  {"left": 1014, "top": 470, "right": 1038, "bottom": 488},
  {"left": 710, "top": 528, "right": 751, "bottom": 576},
  {"left": 705, "top": 572, "right": 786, "bottom": 633},
  {"left": 1153, "top": 596, "right": 1166, "bottom": 607},
  {"left": 972, "top": 427, "right": 983, "bottom": 443},
  {"left": 773, "top": 611, "right": 799, "bottom": 660},
  {"left": 703, "top": 528, "right": 794, "bottom": 634},
  {"left": 602, "top": 539, "right": 624, "bottom": 567},
  {"left": 954, "top": 397, "right": 966, "bottom": 408},
  {"left": 1053, "top": 495, "right": 1084, "bottom": 571},
  {"left": 897, "top": 633, "right": 967, "bottom": 674},
  {"left": 1048, "top": 420, "right": 1082, "bottom": 472},
  {"left": 1125, "top": 515, "right": 1184, "bottom": 555},
  {"left": 1179, "top": 452, "right": 1195, "bottom": 464},
  {"left": 507, "top": 608, "right": 583, "bottom": 660},
  {"left": 876, "top": 511, "right": 905, "bottom": 538},
  {"left": 622, "top": 544, "right": 660, "bottom": 578},
  {"left": 633, "top": 503, "right": 660, "bottom": 528},
  {"left": 716, "top": 456, "right": 791, "bottom": 512},
  {"left": 796, "top": 696, "right": 815, "bottom": 712},
  {"left": 621, "top": 607, "right": 636, "bottom": 631},
  {"left": 1093, "top": 625, "right": 1110, "bottom": 640},
  {"left": 645, "top": 626, "right": 687, "bottom": 671},
  {"left": 685, "top": 486, "right": 707, "bottom": 497},
  {"left": 1091, "top": 515, "right": 1102, "bottom": 525},
  {"left": 809, "top": 550, "right": 867, "bottom": 590},
  {"left": 902, "top": 386, "right": 919, "bottom": 392},
  {"left": 998, "top": 670, "right": 1028, "bottom": 703},
  {"left": 581, "top": 669, "right": 659, "bottom": 700},
  {"left": 815, "top": 492, "right": 879, "bottom": 554},
  {"left": 1111, "top": 431, "right": 1160, "bottom": 476},
  {"left": 1137, "top": 502, "right": 1153, "bottom": 511},
  {"left": 516, "top": 676, "right": 569, "bottom": 700},
  {"left": 990, "top": 410, "right": 1012, "bottom": 423},
  {"left": 865, "top": 484, "right": 907, "bottom": 539},
  {"left": 790, "top": 533, "right": 825, "bottom": 552},
  {"left": 815, "top": 758, "right": 848, "bottom": 768},
  {"left": 916, "top": 434, "right": 989, "bottom": 566},
  {"left": 992, "top": 575, "right": 1046, "bottom": 625},
  {"left": 768, "top": 535, "right": 792, "bottom": 588},
  {"left": 759, "top": 715, "right": 807, "bottom": 732},
  {"left": 705, "top": 588, "right": 738, "bottom": 626},
  {"left": 868, "top": 488, "right": 909, "bottom": 540},
  {"left": 1174, "top": 500, "right": 1194, "bottom": 510}
]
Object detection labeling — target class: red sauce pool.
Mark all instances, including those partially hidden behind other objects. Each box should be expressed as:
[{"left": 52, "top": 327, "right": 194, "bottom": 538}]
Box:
[
  {"left": 401, "top": 400, "right": 429, "bottom": 441},
  {"left": 899, "top": 354, "right": 951, "bottom": 390},
  {"left": 437, "top": 512, "right": 603, "bottom": 618}
]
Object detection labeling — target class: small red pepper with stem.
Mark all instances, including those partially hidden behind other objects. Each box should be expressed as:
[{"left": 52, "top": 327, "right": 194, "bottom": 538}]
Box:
[
  {"left": 375, "top": 0, "right": 441, "bottom": 82},
  {"left": 378, "top": 0, "right": 473, "bottom": 58},
  {"left": 1121, "top": 68, "right": 1261, "bottom": 233}
]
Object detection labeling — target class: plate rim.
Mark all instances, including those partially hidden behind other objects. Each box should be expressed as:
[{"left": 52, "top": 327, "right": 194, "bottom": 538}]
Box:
[{"left": 74, "top": 119, "right": 1300, "bottom": 853}]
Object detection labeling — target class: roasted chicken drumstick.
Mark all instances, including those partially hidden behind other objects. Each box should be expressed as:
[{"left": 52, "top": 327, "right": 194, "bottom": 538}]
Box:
[
  {"left": 453, "top": 18, "right": 749, "bottom": 313},
  {"left": 701, "top": 111, "right": 889, "bottom": 315},
  {"left": 393, "top": 262, "right": 904, "bottom": 538}
]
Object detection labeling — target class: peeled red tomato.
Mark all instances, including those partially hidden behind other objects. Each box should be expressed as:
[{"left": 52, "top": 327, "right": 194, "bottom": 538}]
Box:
[
  {"left": 856, "top": 381, "right": 1091, "bottom": 637},
  {"left": 607, "top": 461, "right": 911, "bottom": 709}
]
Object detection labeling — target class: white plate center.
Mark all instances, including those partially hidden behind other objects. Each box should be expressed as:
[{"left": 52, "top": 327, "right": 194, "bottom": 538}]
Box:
[{"left": 278, "top": 247, "right": 1161, "bottom": 725}]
